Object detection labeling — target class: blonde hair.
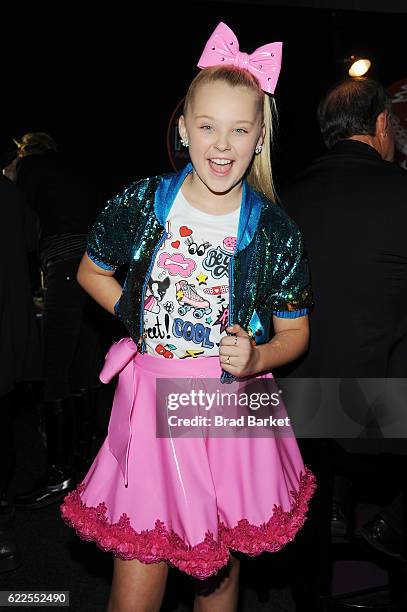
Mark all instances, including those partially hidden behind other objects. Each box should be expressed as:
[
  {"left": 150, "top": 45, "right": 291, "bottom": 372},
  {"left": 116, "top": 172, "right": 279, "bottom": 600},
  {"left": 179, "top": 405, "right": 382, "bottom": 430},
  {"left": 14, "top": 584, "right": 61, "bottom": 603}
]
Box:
[
  {"left": 183, "top": 66, "right": 278, "bottom": 202},
  {"left": 13, "top": 132, "right": 57, "bottom": 159}
]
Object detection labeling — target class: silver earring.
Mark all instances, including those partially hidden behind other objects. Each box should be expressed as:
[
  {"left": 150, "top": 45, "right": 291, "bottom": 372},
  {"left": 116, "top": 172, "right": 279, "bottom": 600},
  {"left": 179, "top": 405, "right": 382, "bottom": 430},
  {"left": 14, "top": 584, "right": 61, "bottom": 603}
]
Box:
[
  {"left": 255, "top": 145, "right": 262, "bottom": 154},
  {"left": 181, "top": 138, "right": 189, "bottom": 148}
]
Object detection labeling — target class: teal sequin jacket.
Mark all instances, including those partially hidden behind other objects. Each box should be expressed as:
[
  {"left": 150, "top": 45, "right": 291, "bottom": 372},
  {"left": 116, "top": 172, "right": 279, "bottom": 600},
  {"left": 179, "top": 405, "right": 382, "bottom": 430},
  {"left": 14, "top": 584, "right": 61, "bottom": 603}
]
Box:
[{"left": 87, "top": 163, "right": 313, "bottom": 383}]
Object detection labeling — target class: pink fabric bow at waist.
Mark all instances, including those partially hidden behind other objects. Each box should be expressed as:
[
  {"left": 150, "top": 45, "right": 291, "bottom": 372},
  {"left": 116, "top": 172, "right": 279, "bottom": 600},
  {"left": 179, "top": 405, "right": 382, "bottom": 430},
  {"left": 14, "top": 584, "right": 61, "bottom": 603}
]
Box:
[{"left": 99, "top": 337, "right": 138, "bottom": 487}]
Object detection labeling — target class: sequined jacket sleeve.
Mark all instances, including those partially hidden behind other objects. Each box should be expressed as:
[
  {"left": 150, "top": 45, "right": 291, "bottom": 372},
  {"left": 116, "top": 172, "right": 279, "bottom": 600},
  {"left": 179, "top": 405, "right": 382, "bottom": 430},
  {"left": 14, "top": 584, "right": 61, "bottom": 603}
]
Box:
[
  {"left": 268, "top": 211, "right": 313, "bottom": 318},
  {"left": 86, "top": 181, "right": 145, "bottom": 270}
]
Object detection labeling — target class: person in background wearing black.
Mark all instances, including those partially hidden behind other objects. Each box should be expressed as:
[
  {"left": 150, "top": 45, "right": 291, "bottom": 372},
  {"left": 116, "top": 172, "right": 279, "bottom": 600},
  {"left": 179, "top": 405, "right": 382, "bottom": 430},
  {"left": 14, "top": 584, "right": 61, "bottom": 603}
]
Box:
[
  {"left": 279, "top": 78, "right": 407, "bottom": 610},
  {"left": 8, "top": 132, "right": 106, "bottom": 509},
  {"left": 0, "top": 161, "right": 41, "bottom": 571}
]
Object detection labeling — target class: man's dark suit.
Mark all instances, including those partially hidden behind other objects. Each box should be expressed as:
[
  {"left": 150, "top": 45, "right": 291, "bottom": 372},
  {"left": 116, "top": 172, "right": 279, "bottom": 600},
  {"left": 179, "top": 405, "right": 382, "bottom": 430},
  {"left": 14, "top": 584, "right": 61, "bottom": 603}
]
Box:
[
  {"left": 283, "top": 139, "right": 407, "bottom": 378},
  {"left": 280, "top": 139, "right": 407, "bottom": 608}
]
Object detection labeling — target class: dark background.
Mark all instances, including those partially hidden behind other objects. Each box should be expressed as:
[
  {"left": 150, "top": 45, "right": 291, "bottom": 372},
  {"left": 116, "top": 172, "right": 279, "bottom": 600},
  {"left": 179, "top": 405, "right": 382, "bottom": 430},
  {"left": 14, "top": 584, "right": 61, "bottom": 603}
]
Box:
[{"left": 2, "top": 1, "right": 407, "bottom": 211}]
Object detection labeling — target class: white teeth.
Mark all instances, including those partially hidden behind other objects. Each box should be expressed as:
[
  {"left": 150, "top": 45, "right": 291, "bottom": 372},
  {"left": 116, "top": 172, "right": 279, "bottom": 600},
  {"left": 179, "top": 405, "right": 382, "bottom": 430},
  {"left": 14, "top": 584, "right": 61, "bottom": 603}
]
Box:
[{"left": 211, "top": 159, "right": 232, "bottom": 166}]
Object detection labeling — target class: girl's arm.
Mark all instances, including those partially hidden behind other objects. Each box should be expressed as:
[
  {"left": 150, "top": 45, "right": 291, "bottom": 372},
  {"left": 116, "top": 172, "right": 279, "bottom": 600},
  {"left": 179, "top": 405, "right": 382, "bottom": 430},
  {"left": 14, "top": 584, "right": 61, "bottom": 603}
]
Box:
[
  {"left": 253, "top": 314, "right": 309, "bottom": 373},
  {"left": 222, "top": 315, "right": 309, "bottom": 377},
  {"left": 77, "top": 253, "right": 123, "bottom": 316}
]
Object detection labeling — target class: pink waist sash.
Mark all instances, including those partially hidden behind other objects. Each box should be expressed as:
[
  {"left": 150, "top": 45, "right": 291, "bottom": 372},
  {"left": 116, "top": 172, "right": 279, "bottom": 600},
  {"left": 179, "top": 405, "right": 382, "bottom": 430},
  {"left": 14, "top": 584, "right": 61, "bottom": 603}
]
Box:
[{"left": 99, "top": 338, "right": 222, "bottom": 486}]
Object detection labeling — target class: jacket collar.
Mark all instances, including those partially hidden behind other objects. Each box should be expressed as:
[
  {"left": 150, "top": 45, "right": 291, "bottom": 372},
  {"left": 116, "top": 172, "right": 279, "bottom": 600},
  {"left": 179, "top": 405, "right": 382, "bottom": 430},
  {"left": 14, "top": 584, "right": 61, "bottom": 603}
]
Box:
[
  {"left": 153, "top": 163, "right": 263, "bottom": 254},
  {"left": 330, "top": 139, "right": 383, "bottom": 162}
]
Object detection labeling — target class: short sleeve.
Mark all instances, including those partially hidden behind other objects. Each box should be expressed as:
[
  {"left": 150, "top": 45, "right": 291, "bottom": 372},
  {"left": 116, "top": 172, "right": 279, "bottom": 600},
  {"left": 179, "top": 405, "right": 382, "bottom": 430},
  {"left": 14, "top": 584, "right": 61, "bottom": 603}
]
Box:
[
  {"left": 268, "top": 219, "right": 313, "bottom": 318},
  {"left": 86, "top": 182, "right": 138, "bottom": 271}
]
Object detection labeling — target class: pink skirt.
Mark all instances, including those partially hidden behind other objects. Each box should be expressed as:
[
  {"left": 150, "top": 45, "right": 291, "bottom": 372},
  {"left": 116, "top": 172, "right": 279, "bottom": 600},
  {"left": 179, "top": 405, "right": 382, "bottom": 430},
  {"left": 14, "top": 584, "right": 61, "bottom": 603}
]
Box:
[{"left": 61, "top": 338, "right": 316, "bottom": 579}]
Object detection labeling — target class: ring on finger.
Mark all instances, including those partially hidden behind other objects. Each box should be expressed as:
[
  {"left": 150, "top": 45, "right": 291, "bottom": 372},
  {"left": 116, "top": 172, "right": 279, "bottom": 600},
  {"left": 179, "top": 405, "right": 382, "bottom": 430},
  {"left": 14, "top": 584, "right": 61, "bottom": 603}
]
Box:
[{"left": 226, "top": 355, "right": 230, "bottom": 364}]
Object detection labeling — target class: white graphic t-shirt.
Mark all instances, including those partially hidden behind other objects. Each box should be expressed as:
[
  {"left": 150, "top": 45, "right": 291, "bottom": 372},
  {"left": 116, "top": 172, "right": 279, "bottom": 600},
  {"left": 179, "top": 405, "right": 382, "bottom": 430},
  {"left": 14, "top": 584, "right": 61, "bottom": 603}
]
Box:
[{"left": 143, "top": 190, "right": 240, "bottom": 360}]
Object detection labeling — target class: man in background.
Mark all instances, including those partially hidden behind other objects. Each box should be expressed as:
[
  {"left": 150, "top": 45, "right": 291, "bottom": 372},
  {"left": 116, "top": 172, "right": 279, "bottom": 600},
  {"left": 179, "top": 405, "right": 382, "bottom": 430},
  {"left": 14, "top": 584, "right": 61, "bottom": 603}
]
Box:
[{"left": 280, "top": 78, "right": 407, "bottom": 610}]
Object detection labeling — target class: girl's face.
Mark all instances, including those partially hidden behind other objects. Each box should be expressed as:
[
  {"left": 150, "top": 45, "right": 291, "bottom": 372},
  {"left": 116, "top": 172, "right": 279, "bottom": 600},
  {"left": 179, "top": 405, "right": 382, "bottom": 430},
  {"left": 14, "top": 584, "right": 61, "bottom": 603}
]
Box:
[{"left": 179, "top": 80, "right": 264, "bottom": 196}]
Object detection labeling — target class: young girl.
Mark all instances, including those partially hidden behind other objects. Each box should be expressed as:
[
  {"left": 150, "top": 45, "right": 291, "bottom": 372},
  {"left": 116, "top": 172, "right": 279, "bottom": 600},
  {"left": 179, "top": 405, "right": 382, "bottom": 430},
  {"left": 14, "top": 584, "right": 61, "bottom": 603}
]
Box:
[{"left": 61, "top": 22, "right": 316, "bottom": 612}]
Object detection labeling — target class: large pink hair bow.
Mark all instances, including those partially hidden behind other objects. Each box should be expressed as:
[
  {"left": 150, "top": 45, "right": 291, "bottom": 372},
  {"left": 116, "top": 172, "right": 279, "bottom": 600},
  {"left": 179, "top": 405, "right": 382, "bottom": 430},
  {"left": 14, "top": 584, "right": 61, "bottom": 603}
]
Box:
[{"left": 197, "top": 22, "right": 282, "bottom": 94}]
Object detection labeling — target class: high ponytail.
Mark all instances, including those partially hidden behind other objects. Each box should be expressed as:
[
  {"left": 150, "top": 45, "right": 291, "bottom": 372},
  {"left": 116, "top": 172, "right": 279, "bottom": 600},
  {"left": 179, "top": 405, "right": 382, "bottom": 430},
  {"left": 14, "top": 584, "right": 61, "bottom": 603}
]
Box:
[{"left": 247, "top": 96, "right": 278, "bottom": 203}]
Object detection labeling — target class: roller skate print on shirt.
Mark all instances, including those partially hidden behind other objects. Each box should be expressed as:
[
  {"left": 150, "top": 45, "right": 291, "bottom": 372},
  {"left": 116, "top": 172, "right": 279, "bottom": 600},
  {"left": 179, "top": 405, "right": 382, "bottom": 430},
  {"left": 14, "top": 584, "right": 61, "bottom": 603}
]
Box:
[{"left": 175, "top": 280, "right": 212, "bottom": 319}]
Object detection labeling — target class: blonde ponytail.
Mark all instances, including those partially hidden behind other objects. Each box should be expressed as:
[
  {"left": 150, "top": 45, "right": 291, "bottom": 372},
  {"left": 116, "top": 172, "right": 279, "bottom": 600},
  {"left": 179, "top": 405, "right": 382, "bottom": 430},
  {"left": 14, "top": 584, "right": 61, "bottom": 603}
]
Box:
[{"left": 247, "top": 96, "right": 278, "bottom": 203}]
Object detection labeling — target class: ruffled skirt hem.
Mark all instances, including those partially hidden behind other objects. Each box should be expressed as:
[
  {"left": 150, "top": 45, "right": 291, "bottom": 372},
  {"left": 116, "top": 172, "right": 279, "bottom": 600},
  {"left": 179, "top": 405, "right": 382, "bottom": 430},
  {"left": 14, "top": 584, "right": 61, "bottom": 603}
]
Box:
[{"left": 61, "top": 467, "right": 316, "bottom": 579}]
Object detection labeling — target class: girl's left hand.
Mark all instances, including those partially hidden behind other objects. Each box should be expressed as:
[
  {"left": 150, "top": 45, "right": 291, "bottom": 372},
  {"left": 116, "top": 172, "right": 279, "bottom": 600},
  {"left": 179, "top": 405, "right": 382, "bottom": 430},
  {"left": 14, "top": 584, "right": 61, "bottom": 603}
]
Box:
[{"left": 219, "top": 323, "right": 259, "bottom": 377}]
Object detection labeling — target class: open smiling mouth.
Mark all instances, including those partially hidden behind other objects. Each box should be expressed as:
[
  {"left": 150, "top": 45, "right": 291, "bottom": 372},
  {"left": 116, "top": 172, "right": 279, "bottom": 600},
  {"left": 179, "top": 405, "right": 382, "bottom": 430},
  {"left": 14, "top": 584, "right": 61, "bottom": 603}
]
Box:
[{"left": 208, "top": 159, "right": 234, "bottom": 175}]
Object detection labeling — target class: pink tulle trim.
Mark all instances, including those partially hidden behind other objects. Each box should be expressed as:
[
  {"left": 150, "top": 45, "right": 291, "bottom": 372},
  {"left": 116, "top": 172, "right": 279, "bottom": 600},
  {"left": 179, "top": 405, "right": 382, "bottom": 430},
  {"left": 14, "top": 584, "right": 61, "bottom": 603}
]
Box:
[{"left": 60, "top": 467, "right": 316, "bottom": 579}]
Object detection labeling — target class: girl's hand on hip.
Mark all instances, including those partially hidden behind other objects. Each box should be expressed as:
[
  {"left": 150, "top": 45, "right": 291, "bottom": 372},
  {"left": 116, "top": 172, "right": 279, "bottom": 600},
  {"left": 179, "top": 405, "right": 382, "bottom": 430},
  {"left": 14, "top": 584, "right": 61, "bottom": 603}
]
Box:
[{"left": 219, "top": 324, "right": 260, "bottom": 377}]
